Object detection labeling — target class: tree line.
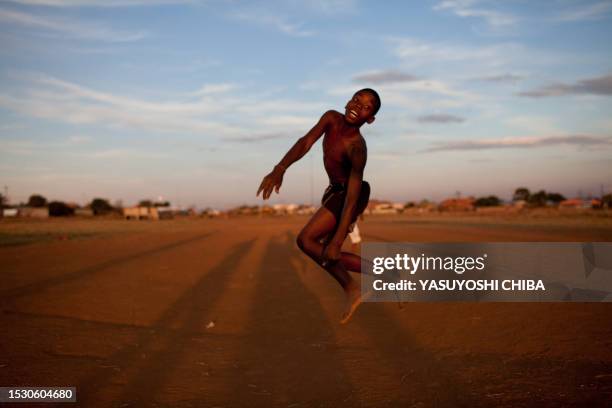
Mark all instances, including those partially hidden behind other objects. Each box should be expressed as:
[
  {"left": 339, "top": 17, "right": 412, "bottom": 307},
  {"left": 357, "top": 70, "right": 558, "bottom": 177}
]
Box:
[{"left": 1, "top": 194, "right": 172, "bottom": 217}]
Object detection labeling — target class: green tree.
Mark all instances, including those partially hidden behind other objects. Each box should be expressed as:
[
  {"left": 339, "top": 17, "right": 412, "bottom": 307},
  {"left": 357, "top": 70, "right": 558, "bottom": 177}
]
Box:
[
  {"left": 49, "top": 201, "right": 74, "bottom": 217},
  {"left": 546, "top": 192, "right": 566, "bottom": 204},
  {"left": 512, "top": 187, "right": 530, "bottom": 202},
  {"left": 90, "top": 198, "right": 114, "bottom": 215},
  {"left": 138, "top": 199, "right": 153, "bottom": 208},
  {"left": 28, "top": 194, "right": 47, "bottom": 207},
  {"left": 418, "top": 199, "right": 432, "bottom": 208},
  {"left": 475, "top": 195, "right": 501, "bottom": 207},
  {"left": 528, "top": 190, "right": 548, "bottom": 207}
]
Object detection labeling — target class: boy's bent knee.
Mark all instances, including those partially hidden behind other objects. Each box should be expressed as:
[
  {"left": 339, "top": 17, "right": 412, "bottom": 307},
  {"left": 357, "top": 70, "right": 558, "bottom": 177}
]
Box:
[{"left": 296, "top": 232, "right": 306, "bottom": 251}]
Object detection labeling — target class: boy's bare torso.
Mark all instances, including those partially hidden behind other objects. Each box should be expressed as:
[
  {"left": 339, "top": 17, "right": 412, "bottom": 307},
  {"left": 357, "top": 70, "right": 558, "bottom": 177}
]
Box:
[{"left": 322, "top": 110, "right": 367, "bottom": 184}]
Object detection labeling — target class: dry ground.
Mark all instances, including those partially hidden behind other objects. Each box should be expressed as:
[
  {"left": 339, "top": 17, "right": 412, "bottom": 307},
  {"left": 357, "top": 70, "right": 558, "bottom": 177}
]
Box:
[{"left": 1, "top": 214, "right": 611, "bottom": 407}]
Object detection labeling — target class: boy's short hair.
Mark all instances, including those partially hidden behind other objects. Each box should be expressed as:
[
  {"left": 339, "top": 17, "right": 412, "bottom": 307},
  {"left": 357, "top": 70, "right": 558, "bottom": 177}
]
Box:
[{"left": 356, "top": 88, "right": 381, "bottom": 115}]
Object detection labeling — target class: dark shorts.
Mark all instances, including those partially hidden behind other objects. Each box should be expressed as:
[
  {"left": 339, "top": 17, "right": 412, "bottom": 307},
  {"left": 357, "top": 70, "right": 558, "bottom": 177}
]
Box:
[{"left": 321, "top": 181, "right": 370, "bottom": 223}]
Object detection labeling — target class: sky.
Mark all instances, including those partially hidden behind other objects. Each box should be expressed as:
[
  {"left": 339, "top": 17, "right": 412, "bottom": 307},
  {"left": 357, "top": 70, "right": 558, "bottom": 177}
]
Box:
[{"left": 0, "top": 0, "right": 611, "bottom": 209}]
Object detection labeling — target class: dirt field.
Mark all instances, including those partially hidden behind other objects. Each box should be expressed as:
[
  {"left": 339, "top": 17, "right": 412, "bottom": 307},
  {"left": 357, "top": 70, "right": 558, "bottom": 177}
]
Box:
[{"left": 1, "top": 215, "right": 611, "bottom": 407}]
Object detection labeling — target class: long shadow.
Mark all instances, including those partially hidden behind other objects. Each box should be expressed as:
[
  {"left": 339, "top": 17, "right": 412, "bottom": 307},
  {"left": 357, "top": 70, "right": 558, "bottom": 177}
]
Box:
[
  {"left": 358, "top": 232, "right": 612, "bottom": 405},
  {"left": 228, "top": 232, "right": 356, "bottom": 407},
  {"left": 290, "top": 234, "right": 489, "bottom": 408},
  {"left": 436, "top": 352, "right": 612, "bottom": 407},
  {"left": 75, "top": 238, "right": 256, "bottom": 407},
  {"left": 0, "top": 232, "right": 216, "bottom": 305}
]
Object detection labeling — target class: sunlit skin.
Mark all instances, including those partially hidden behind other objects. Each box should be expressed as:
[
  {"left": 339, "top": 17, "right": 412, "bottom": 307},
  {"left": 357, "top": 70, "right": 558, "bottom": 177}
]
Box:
[{"left": 257, "top": 90, "right": 379, "bottom": 323}]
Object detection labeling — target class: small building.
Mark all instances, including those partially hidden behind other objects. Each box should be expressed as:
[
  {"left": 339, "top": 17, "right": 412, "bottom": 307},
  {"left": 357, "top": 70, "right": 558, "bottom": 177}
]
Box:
[
  {"left": 296, "top": 205, "right": 316, "bottom": 215},
  {"left": 1, "top": 208, "right": 18, "bottom": 217},
  {"left": 75, "top": 208, "right": 94, "bottom": 217},
  {"left": 368, "top": 200, "right": 401, "bottom": 214},
  {"left": 559, "top": 199, "right": 592, "bottom": 209},
  {"left": 19, "top": 207, "right": 49, "bottom": 218},
  {"left": 272, "top": 203, "right": 299, "bottom": 215},
  {"left": 258, "top": 206, "right": 275, "bottom": 216},
  {"left": 513, "top": 200, "right": 527, "bottom": 209},
  {"left": 201, "top": 208, "right": 222, "bottom": 218},
  {"left": 438, "top": 197, "right": 475, "bottom": 212},
  {"left": 123, "top": 206, "right": 160, "bottom": 220},
  {"left": 156, "top": 206, "right": 174, "bottom": 219}
]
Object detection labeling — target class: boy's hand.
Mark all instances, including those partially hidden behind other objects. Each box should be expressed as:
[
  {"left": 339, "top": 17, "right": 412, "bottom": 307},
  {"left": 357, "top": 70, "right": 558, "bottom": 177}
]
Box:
[{"left": 256, "top": 167, "right": 284, "bottom": 200}]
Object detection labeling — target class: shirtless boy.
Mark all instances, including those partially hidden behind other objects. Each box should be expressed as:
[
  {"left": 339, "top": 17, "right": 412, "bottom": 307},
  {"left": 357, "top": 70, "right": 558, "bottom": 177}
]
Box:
[{"left": 256, "top": 89, "right": 380, "bottom": 323}]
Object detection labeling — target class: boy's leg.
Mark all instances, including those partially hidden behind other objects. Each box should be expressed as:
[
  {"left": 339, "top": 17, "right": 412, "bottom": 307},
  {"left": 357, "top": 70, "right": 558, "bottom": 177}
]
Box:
[
  {"left": 298, "top": 208, "right": 363, "bottom": 272},
  {"left": 296, "top": 207, "right": 367, "bottom": 323},
  {"left": 297, "top": 207, "right": 368, "bottom": 279},
  {"left": 297, "top": 207, "right": 353, "bottom": 287}
]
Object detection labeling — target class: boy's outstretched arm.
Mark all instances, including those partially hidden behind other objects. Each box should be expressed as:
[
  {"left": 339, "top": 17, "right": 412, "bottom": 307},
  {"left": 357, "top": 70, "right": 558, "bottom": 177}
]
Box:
[
  {"left": 256, "top": 111, "right": 332, "bottom": 200},
  {"left": 323, "top": 140, "right": 366, "bottom": 262}
]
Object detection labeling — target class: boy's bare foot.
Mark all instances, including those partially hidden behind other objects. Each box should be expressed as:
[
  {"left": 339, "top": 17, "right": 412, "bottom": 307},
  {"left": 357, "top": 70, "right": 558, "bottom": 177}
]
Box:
[{"left": 340, "top": 283, "right": 367, "bottom": 324}]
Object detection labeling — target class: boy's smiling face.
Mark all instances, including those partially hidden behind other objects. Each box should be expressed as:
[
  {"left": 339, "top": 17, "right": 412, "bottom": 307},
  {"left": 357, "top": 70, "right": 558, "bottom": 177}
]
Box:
[{"left": 344, "top": 91, "right": 376, "bottom": 126}]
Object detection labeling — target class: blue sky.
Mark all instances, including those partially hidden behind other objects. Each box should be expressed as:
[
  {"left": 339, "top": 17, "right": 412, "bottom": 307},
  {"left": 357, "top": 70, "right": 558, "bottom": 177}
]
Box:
[{"left": 0, "top": 0, "right": 611, "bottom": 209}]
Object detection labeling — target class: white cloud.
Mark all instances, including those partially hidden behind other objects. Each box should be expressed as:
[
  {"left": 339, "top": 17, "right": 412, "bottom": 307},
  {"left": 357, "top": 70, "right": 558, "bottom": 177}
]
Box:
[
  {"left": 0, "top": 8, "right": 146, "bottom": 42},
  {"left": 7, "top": 0, "right": 194, "bottom": 7},
  {"left": 0, "top": 73, "right": 329, "bottom": 140},
  {"left": 352, "top": 70, "right": 419, "bottom": 84},
  {"left": 390, "top": 37, "right": 520, "bottom": 67},
  {"left": 554, "top": 1, "right": 612, "bottom": 22},
  {"left": 504, "top": 115, "right": 562, "bottom": 134},
  {"left": 434, "top": 0, "right": 517, "bottom": 27},
  {"left": 424, "top": 135, "right": 612, "bottom": 152},
  {"left": 288, "top": 0, "right": 358, "bottom": 15},
  {"left": 191, "top": 83, "right": 240, "bottom": 96},
  {"left": 229, "top": 10, "right": 314, "bottom": 37},
  {"left": 68, "top": 135, "right": 92, "bottom": 144},
  {"left": 330, "top": 72, "right": 482, "bottom": 113},
  {"left": 89, "top": 149, "right": 168, "bottom": 159}
]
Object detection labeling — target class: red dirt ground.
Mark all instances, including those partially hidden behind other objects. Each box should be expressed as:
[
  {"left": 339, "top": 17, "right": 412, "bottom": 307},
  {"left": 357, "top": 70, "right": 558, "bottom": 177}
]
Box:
[{"left": 1, "top": 216, "right": 611, "bottom": 407}]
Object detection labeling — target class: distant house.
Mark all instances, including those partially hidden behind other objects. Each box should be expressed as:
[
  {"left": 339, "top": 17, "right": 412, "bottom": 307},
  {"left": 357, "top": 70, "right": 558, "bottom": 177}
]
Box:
[
  {"left": 513, "top": 200, "right": 527, "bottom": 209},
  {"left": 259, "top": 206, "right": 275, "bottom": 216},
  {"left": 367, "top": 200, "right": 402, "bottom": 215},
  {"left": 201, "top": 208, "right": 222, "bottom": 218},
  {"left": 591, "top": 199, "right": 602, "bottom": 209},
  {"left": 19, "top": 207, "right": 49, "bottom": 218},
  {"left": 229, "top": 205, "right": 259, "bottom": 216},
  {"left": 1, "top": 208, "right": 18, "bottom": 217},
  {"left": 296, "top": 205, "right": 316, "bottom": 215},
  {"left": 75, "top": 208, "right": 94, "bottom": 217},
  {"left": 272, "top": 204, "right": 299, "bottom": 215},
  {"left": 123, "top": 206, "right": 162, "bottom": 220},
  {"left": 156, "top": 206, "right": 174, "bottom": 219},
  {"left": 438, "top": 197, "right": 475, "bottom": 212},
  {"left": 559, "top": 199, "right": 592, "bottom": 209}
]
